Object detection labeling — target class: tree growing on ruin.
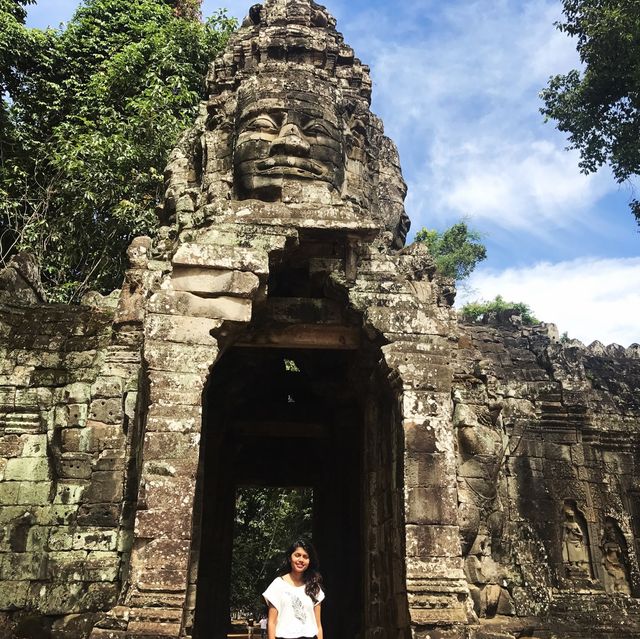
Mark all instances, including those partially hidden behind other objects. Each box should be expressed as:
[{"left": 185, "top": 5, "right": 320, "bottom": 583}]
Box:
[
  {"left": 540, "top": 0, "right": 640, "bottom": 226},
  {"left": 460, "top": 295, "right": 539, "bottom": 325},
  {"left": 0, "top": 0, "right": 236, "bottom": 301},
  {"left": 415, "top": 221, "right": 487, "bottom": 281}
]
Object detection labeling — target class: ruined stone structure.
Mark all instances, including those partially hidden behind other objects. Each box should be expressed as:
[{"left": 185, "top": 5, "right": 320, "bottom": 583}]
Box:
[{"left": 0, "top": 1, "right": 639, "bottom": 638}]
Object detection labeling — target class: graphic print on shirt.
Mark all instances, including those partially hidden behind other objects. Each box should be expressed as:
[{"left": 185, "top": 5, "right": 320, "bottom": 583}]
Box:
[{"left": 285, "top": 591, "right": 307, "bottom": 624}]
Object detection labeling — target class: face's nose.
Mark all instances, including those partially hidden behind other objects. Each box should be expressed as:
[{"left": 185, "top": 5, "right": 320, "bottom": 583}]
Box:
[{"left": 270, "top": 122, "right": 311, "bottom": 157}]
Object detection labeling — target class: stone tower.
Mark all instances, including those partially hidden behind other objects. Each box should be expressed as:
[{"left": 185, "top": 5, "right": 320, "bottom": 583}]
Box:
[
  {"left": 92, "top": 0, "right": 467, "bottom": 634},
  {"left": 1, "top": 1, "right": 640, "bottom": 638}
]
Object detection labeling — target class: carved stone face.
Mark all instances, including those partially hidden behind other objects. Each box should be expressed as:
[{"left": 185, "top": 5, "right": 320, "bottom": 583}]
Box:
[{"left": 233, "top": 93, "right": 345, "bottom": 201}]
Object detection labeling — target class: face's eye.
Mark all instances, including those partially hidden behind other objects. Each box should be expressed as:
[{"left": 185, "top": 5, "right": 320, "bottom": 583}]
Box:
[
  {"left": 303, "top": 120, "right": 333, "bottom": 137},
  {"left": 245, "top": 115, "right": 279, "bottom": 133}
]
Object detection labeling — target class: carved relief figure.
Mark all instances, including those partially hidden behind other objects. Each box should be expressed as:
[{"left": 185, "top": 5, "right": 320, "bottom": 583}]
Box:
[
  {"left": 464, "top": 529, "right": 515, "bottom": 618},
  {"left": 562, "top": 501, "right": 593, "bottom": 579},
  {"left": 601, "top": 518, "right": 632, "bottom": 595},
  {"left": 454, "top": 392, "right": 506, "bottom": 555},
  {"left": 233, "top": 87, "right": 345, "bottom": 202}
]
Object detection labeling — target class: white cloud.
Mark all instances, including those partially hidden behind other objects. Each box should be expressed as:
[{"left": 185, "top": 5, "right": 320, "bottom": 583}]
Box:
[
  {"left": 458, "top": 257, "right": 640, "bottom": 347},
  {"left": 333, "top": 0, "right": 619, "bottom": 236}
]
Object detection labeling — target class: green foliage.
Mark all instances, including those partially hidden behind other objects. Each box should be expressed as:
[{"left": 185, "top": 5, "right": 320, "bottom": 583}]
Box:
[
  {"left": 460, "top": 294, "right": 540, "bottom": 325},
  {"left": 414, "top": 221, "right": 487, "bottom": 281},
  {"left": 540, "top": 0, "right": 640, "bottom": 224},
  {"left": 231, "top": 487, "right": 313, "bottom": 616},
  {"left": 0, "top": 0, "right": 236, "bottom": 301}
]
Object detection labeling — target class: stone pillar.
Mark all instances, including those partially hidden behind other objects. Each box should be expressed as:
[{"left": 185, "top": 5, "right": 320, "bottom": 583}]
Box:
[
  {"left": 384, "top": 338, "right": 469, "bottom": 637},
  {"left": 345, "top": 246, "right": 469, "bottom": 637},
  {"left": 90, "top": 232, "right": 283, "bottom": 638}
]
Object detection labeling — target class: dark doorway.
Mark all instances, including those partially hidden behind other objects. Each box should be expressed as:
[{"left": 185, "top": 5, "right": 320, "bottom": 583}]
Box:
[{"left": 192, "top": 346, "right": 365, "bottom": 639}]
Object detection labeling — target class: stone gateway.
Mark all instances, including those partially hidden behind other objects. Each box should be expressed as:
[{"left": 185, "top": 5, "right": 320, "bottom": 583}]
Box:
[{"left": 1, "top": 1, "right": 639, "bottom": 638}]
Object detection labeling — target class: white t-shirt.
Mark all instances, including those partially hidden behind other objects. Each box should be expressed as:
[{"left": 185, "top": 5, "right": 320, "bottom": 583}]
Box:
[{"left": 263, "top": 576, "right": 324, "bottom": 638}]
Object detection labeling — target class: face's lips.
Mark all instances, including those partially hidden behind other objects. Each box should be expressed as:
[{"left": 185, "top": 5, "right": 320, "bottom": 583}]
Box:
[{"left": 256, "top": 156, "right": 326, "bottom": 176}]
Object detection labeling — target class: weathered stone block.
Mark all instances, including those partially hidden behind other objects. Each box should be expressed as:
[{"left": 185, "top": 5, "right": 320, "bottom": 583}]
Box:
[
  {"left": 59, "top": 453, "right": 92, "bottom": 480},
  {"left": 85, "top": 422, "right": 126, "bottom": 453},
  {"left": 133, "top": 539, "right": 190, "bottom": 573},
  {"left": 135, "top": 508, "right": 192, "bottom": 540},
  {"left": 72, "top": 529, "right": 118, "bottom": 552},
  {"left": 0, "top": 481, "right": 19, "bottom": 505},
  {"left": 0, "top": 579, "right": 29, "bottom": 608},
  {"left": 145, "top": 314, "right": 222, "bottom": 346},
  {"left": 405, "top": 556, "right": 466, "bottom": 582},
  {"left": 78, "top": 503, "right": 121, "bottom": 527},
  {"left": 406, "top": 485, "right": 457, "bottom": 525},
  {"left": 148, "top": 290, "right": 252, "bottom": 322},
  {"left": 402, "top": 391, "right": 444, "bottom": 420},
  {"left": 4, "top": 457, "right": 50, "bottom": 481},
  {"left": 93, "top": 449, "right": 127, "bottom": 472},
  {"left": 29, "top": 581, "right": 119, "bottom": 615},
  {"left": 25, "top": 525, "right": 49, "bottom": 551},
  {"left": 54, "top": 482, "right": 88, "bottom": 505},
  {"left": 61, "top": 426, "right": 84, "bottom": 452},
  {"left": 17, "top": 481, "right": 51, "bottom": 505},
  {"left": 89, "top": 399, "right": 122, "bottom": 425},
  {"left": 84, "top": 471, "right": 124, "bottom": 504},
  {"left": 172, "top": 243, "right": 268, "bottom": 274},
  {"left": 0, "top": 434, "right": 24, "bottom": 457},
  {"left": 51, "top": 613, "right": 102, "bottom": 639},
  {"left": 145, "top": 405, "right": 201, "bottom": 433},
  {"left": 171, "top": 267, "right": 260, "bottom": 297},
  {"left": 143, "top": 432, "right": 200, "bottom": 461},
  {"left": 137, "top": 568, "right": 189, "bottom": 593},
  {"left": 91, "top": 377, "right": 124, "bottom": 399},
  {"left": 142, "top": 456, "right": 198, "bottom": 478},
  {"left": 84, "top": 551, "right": 121, "bottom": 581},
  {"left": 21, "top": 433, "right": 47, "bottom": 457},
  {"left": 144, "top": 341, "right": 214, "bottom": 374},
  {"left": 147, "top": 372, "right": 205, "bottom": 407},
  {"left": 48, "top": 527, "right": 75, "bottom": 551},
  {"left": 0, "top": 551, "right": 48, "bottom": 580},
  {"left": 404, "top": 421, "right": 437, "bottom": 454},
  {"left": 405, "top": 453, "right": 456, "bottom": 488},
  {"left": 126, "top": 620, "right": 182, "bottom": 636},
  {"left": 406, "top": 524, "right": 461, "bottom": 558},
  {"left": 55, "top": 403, "right": 89, "bottom": 428},
  {"left": 47, "top": 550, "right": 88, "bottom": 581}
]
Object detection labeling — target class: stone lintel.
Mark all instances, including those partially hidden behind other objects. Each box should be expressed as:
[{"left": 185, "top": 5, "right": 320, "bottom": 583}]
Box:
[
  {"left": 173, "top": 243, "right": 268, "bottom": 275},
  {"left": 219, "top": 201, "right": 380, "bottom": 237},
  {"left": 148, "top": 291, "right": 252, "bottom": 322},
  {"left": 236, "top": 323, "right": 360, "bottom": 349},
  {"left": 260, "top": 297, "right": 346, "bottom": 324},
  {"left": 171, "top": 266, "right": 260, "bottom": 297}
]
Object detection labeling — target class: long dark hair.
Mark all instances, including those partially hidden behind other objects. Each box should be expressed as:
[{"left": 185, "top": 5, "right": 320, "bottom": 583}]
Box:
[{"left": 278, "top": 539, "right": 323, "bottom": 603}]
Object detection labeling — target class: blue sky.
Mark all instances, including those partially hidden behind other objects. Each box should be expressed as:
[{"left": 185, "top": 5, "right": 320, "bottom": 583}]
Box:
[{"left": 27, "top": 0, "right": 640, "bottom": 346}]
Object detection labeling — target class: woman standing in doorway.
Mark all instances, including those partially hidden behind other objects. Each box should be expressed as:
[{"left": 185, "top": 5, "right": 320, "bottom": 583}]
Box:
[{"left": 262, "top": 540, "right": 324, "bottom": 639}]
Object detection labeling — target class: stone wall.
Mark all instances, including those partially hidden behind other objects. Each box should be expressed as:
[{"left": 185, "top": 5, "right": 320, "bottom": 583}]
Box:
[
  {"left": 0, "top": 294, "right": 144, "bottom": 638},
  {"left": 454, "top": 318, "right": 640, "bottom": 638}
]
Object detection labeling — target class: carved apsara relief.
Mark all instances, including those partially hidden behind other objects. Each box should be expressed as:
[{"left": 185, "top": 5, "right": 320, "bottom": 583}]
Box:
[
  {"left": 601, "top": 517, "right": 632, "bottom": 595},
  {"left": 561, "top": 500, "right": 593, "bottom": 580}
]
